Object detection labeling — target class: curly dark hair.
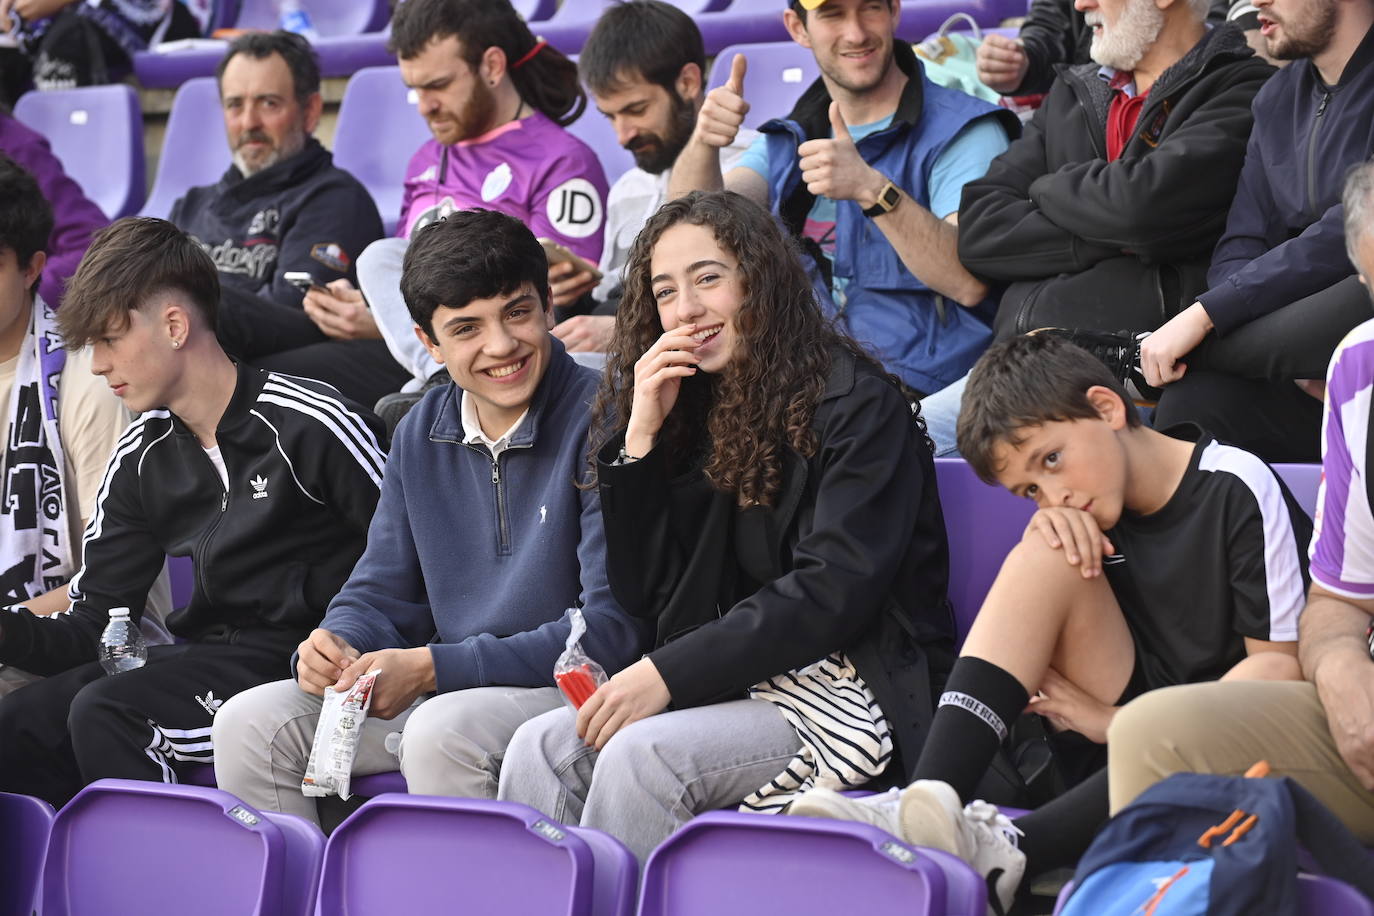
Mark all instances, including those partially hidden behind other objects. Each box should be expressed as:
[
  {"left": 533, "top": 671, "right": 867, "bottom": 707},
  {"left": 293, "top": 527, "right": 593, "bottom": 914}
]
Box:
[{"left": 590, "top": 190, "right": 895, "bottom": 507}]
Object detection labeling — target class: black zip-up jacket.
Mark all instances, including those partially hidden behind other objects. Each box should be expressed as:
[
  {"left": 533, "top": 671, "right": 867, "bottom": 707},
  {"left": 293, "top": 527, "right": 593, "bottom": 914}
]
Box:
[
  {"left": 1198, "top": 22, "right": 1374, "bottom": 336},
  {"left": 596, "top": 348, "right": 956, "bottom": 781},
  {"left": 170, "top": 138, "right": 383, "bottom": 334},
  {"left": 958, "top": 24, "right": 1273, "bottom": 338},
  {"left": 0, "top": 364, "right": 387, "bottom": 674}
]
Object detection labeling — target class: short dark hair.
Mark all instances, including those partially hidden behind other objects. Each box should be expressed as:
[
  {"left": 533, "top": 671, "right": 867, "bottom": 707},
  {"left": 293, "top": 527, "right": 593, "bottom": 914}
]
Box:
[
  {"left": 400, "top": 209, "right": 549, "bottom": 340},
  {"left": 215, "top": 30, "right": 321, "bottom": 107},
  {"left": 389, "top": 0, "right": 586, "bottom": 127},
  {"left": 59, "top": 218, "right": 220, "bottom": 348},
  {"left": 0, "top": 153, "right": 53, "bottom": 295},
  {"left": 580, "top": 0, "right": 705, "bottom": 97},
  {"left": 957, "top": 334, "right": 1141, "bottom": 484}
]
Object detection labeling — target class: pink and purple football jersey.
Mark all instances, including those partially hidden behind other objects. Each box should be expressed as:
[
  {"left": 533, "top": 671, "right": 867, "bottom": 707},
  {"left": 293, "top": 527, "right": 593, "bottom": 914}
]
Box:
[{"left": 397, "top": 110, "right": 608, "bottom": 263}]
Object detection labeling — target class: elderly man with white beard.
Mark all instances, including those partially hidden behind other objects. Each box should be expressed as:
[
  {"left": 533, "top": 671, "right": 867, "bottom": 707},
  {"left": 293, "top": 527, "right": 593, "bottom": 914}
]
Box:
[{"left": 915, "top": 0, "right": 1274, "bottom": 457}]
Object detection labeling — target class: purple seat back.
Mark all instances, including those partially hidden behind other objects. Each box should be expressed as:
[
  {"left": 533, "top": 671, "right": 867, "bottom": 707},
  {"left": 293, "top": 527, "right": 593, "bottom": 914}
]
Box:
[
  {"left": 0, "top": 791, "right": 54, "bottom": 916},
  {"left": 638, "top": 810, "right": 984, "bottom": 916},
  {"left": 349, "top": 770, "right": 407, "bottom": 796},
  {"left": 13, "top": 85, "right": 145, "bottom": 220},
  {"left": 332, "top": 66, "right": 432, "bottom": 236},
  {"left": 517, "top": 0, "right": 560, "bottom": 20},
  {"left": 141, "top": 77, "right": 230, "bottom": 219},
  {"left": 43, "top": 779, "right": 322, "bottom": 916},
  {"left": 315, "top": 795, "right": 635, "bottom": 916},
  {"left": 232, "top": 0, "right": 389, "bottom": 36},
  {"left": 707, "top": 42, "right": 819, "bottom": 129},
  {"left": 934, "top": 458, "right": 1033, "bottom": 646},
  {"left": 1054, "top": 873, "right": 1374, "bottom": 915},
  {"left": 1274, "top": 462, "right": 1321, "bottom": 519},
  {"left": 564, "top": 107, "right": 632, "bottom": 187}
]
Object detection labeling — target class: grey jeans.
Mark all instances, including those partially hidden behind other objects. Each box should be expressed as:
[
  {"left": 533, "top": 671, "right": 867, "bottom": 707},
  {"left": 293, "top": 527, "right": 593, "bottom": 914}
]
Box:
[
  {"left": 212, "top": 677, "right": 563, "bottom": 827},
  {"left": 497, "top": 698, "right": 801, "bottom": 862}
]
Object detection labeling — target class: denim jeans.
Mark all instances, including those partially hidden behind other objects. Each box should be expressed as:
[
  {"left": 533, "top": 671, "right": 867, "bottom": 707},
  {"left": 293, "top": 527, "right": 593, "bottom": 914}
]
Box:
[{"left": 497, "top": 698, "right": 801, "bottom": 862}]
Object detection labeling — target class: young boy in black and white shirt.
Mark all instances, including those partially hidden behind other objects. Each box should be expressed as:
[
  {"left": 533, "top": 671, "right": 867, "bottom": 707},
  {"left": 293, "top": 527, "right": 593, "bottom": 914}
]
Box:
[{"left": 790, "top": 333, "right": 1311, "bottom": 913}]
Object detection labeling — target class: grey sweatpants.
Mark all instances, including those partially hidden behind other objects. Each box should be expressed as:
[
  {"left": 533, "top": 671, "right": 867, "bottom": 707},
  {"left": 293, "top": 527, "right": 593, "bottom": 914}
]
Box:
[{"left": 212, "top": 677, "right": 563, "bottom": 827}]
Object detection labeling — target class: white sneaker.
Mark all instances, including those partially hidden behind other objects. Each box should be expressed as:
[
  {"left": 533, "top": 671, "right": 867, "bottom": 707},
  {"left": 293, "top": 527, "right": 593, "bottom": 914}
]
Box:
[
  {"left": 898, "top": 780, "right": 1026, "bottom": 916},
  {"left": 785, "top": 786, "right": 903, "bottom": 837}
]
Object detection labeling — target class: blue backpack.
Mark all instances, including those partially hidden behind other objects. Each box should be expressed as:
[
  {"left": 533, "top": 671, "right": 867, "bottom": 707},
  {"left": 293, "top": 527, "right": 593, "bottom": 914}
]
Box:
[{"left": 1061, "top": 771, "right": 1374, "bottom": 915}]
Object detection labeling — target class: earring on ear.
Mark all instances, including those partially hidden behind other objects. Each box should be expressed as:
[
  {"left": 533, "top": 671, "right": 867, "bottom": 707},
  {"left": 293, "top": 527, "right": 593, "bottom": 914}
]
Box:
[{"left": 171, "top": 340, "right": 181, "bottom": 350}]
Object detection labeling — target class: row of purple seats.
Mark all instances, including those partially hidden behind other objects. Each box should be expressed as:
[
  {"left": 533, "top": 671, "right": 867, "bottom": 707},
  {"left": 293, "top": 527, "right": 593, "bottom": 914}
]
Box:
[
  {"left": 5, "top": 778, "right": 986, "bottom": 916},
  {"left": 136, "top": 0, "right": 1034, "bottom": 89}
]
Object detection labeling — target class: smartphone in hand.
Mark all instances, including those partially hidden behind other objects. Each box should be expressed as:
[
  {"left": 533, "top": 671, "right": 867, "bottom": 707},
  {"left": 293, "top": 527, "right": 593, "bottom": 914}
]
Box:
[{"left": 284, "top": 271, "right": 327, "bottom": 294}]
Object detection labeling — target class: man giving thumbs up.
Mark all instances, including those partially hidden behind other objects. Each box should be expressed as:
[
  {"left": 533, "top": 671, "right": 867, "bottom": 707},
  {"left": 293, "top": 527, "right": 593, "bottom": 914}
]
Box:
[{"left": 669, "top": 0, "right": 1017, "bottom": 398}]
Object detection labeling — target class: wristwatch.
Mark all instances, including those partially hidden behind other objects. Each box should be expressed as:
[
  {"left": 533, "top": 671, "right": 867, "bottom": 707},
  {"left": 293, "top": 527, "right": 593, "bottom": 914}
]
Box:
[{"left": 862, "top": 179, "right": 901, "bottom": 218}]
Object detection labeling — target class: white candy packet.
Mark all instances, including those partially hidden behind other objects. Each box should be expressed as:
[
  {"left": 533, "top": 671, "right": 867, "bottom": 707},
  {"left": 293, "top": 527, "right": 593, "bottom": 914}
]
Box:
[{"left": 302, "top": 668, "right": 380, "bottom": 800}]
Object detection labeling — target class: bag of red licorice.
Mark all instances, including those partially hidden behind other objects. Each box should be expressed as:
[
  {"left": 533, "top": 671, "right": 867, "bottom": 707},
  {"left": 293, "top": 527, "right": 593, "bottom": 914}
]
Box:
[{"left": 554, "top": 608, "right": 607, "bottom": 709}]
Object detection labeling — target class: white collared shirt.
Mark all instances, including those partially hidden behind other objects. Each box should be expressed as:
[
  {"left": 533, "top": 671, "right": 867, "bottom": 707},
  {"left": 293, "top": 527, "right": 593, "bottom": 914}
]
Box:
[{"left": 459, "top": 390, "right": 528, "bottom": 461}]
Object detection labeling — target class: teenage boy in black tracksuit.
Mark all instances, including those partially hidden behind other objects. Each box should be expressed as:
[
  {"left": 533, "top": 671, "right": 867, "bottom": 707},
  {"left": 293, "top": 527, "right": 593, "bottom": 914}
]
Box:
[
  {"left": 0, "top": 217, "right": 386, "bottom": 809},
  {"left": 1144, "top": 1, "right": 1374, "bottom": 462}
]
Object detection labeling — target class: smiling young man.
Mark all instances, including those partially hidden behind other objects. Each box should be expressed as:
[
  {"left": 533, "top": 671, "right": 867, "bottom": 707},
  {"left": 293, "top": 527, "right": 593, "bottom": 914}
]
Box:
[
  {"left": 0, "top": 217, "right": 386, "bottom": 809},
  {"left": 549, "top": 0, "right": 759, "bottom": 355},
  {"left": 212, "top": 209, "right": 645, "bottom": 827},
  {"left": 669, "top": 0, "right": 1017, "bottom": 397},
  {"left": 169, "top": 31, "right": 401, "bottom": 407},
  {"left": 788, "top": 332, "right": 1311, "bottom": 912}
]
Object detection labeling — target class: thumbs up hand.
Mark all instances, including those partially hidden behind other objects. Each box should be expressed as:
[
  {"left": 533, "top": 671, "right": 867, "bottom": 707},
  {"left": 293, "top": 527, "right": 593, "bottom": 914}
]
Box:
[
  {"left": 797, "top": 101, "right": 888, "bottom": 207},
  {"left": 694, "top": 53, "right": 750, "bottom": 149}
]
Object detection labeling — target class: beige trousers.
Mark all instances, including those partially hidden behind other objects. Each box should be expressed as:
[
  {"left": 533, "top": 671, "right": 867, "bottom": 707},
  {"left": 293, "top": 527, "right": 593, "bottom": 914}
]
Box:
[{"left": 1107, "top": 679, "right": 1374, "bottom": 843}]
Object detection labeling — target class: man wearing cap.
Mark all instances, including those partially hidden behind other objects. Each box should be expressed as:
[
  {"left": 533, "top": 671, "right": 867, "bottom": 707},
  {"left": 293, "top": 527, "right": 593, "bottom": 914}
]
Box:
[{"left": 669, "top": 0, "right": 1018, "bottom": 398}]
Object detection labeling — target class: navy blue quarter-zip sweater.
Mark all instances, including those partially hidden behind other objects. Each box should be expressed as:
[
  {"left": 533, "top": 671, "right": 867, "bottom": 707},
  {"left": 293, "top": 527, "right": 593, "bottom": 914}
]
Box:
[
  {"left": 1199, "top": 21, "right": 1374, "bottom": 334},
  {"left": 315, "top": 340, "right": 647, "bottom": 694}
]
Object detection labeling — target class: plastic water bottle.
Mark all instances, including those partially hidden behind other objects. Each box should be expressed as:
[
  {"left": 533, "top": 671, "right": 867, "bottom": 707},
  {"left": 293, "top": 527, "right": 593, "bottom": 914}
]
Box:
[
  {"left": 99, "top": 608, "right": 147, "bottom": 675},
  {"left": 277, "top": 0, "right": 319, "bottom": 41}
]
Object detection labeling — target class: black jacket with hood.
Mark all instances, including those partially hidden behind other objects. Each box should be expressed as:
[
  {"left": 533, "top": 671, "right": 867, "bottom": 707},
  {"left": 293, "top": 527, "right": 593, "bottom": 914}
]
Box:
[{"left": 596, "top": 348, "right": 956, "bottom": 781}]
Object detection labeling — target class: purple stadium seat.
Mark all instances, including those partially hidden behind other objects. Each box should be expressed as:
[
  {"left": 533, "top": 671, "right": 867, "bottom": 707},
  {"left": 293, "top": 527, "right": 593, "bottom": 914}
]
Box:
[
  {"left": 934, "top": 457, "right": 1034, "bottom": 645},
  {"left": 43, "top": 779, "right": 323, "bottom": 916},
  {"left": 13, "top": 85, "right": 145, "bottom": 220},
  {"left": 314, "top": 795, "right": 636, "bottom": 916},
  {"left": 1274, "top": 462, "right": 1322, "bottom": 519},
  {"left": 141, "top": 77, "right": 230, "bottom": 219},
  {"left": 1053, "top": 873, "right": 1374, "bottom": 914},
  {"left": 332, "top": 66, "right": 432, "bottom": 235},
  {"left": 311, "top": 32, "right": 395, "bottom": 76},
  {"left": 637, "top": 810, "right": 986, "bottom": 916},
  {"left": 231, "top": 0, "right": 389, "bottom": 36},
  {"left": 565, "top": 106, "right": 634, "bottom": 187},
  {"left": 0, "top": 791, "right": 54, "bottom": 916},
  {"left": 707, "top": 42, "right": 819, "bottom": 129},
  {"left": 350, "top": 770, "right": 407, "bottom": 796}
]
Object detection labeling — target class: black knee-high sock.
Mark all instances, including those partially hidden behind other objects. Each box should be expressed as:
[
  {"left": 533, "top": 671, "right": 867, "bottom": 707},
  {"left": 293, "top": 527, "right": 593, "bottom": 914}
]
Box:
[
  {"left": 1012, "top": 768, "right": 1110, "bottom": 881},
  {"left": 913, "top": 656, "right": 1029, "bottom": 800}
]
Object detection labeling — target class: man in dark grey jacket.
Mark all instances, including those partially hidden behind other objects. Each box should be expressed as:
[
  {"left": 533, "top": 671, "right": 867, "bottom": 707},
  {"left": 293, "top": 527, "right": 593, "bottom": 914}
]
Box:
[{"left": 172, "top": 31, "right": 407, "bottom": 407}]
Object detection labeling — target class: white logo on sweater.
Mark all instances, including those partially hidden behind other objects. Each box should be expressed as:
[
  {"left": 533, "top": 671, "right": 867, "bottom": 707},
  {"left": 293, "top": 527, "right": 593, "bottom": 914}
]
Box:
[
  {"left": 539, "top": 505, "right": 547, "bottom": 524},
  {"left": 481, "top": 162, "right": 513, "bottom": 201},
  {"left": 196, "top": 691, "right": 225, "bottom": 716},
  {"left": 251, "top": 475, "right": 269, "bottom": 500}
]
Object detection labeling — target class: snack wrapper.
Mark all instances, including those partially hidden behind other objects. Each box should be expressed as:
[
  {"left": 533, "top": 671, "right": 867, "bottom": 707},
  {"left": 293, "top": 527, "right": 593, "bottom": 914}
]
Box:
[
  {"left": 302, "top": 668, "right": 380, "bottom": 800},
  {"left": 553, "top": 608, "right": 607, "bottom": 709}
]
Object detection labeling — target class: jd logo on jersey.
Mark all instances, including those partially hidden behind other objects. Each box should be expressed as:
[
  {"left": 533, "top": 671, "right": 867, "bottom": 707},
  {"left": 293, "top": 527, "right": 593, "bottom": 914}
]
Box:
[{"left": 546, "top": 178, "right": 603, "bottom": 239}]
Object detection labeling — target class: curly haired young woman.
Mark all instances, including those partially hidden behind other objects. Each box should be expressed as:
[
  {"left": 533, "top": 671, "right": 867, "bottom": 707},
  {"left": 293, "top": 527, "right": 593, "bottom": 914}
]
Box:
[{"left": 497, "top": 190, "right": 956, "bottom": 861}]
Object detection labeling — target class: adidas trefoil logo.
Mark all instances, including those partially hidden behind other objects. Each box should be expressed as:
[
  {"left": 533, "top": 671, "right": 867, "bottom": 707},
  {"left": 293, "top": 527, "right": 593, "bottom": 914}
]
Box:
[
  {"left": 250, "top": 475, "right": 269, "bottom": 500},
  {"left": 196, "top": 691, "right": 225, "bottom": 716}
]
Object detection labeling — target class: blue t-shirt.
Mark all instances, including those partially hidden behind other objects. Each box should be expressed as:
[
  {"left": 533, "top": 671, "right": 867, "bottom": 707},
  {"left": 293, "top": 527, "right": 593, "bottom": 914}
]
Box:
[{"left": 735, "top": 114, "right": 1009, "bottom": 299}]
